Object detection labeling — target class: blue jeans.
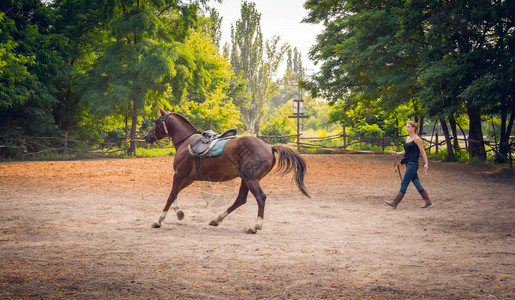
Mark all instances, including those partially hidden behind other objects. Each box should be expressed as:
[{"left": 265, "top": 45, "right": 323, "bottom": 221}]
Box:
[{"left": 400, "top": 162, "right": 425, "bottom": 194}]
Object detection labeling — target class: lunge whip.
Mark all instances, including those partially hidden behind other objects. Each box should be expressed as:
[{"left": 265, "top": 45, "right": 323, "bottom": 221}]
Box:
[{"left": 394, "top": 156, "right": 402, "bottom": 180}]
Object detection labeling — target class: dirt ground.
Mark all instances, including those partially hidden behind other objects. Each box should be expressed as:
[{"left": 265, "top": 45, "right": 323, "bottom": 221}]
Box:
[{"left": 0, "top": 154, "right": 514, "bottom": 299}]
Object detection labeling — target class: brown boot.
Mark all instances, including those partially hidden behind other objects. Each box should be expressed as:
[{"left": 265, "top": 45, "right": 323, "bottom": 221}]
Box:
[
  {"left": 420, "top": 190, "right": 432, "bottom": 208},
  {"left": 385, "top": 192, "right": 404, "bottom": 209}
]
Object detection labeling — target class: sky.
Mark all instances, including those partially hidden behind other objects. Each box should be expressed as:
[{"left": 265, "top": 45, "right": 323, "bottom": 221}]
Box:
[{"left": 210, "top": 0, "right": 325, "bottom": 75}]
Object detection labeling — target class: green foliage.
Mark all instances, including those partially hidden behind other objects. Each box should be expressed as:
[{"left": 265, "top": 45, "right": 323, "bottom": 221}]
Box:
[
  {"left": 79, "top": 1, "right": 201, "bottom": 155},
  {"left": 164, "top": 30, "right": 241, "bottom": 132},
  {"left": 0, "top": 0, "right": 116, "bottom": 158},
  {"left": 302, "top": 128, "right": 342, "bottom": 149},
  {"left": 198, "top": 7, "right": 222, "bottom": 48},
  {"left": 184, "top": 31, "right": 232, "bottom": 103},
  {"left": 137, "top": 146, "right": 175, "bottom": 158},
  {"left": 229, "top": 1, "right": 289, "bottom": 134},
  {"left": 303, "top": 0, "right": 515, "bottom": 161},
  {"left": 176, "top": 96, "right": 241, "bottom": 132},
  {"left": 260, "top": 101, "right": 295, "bottom": 143},
  {"left": 303, "top": 99, "right": 333, "bottom": 131},
  {"left": 353, "top": 122, "right": 382, "bottom": 138},
  {"left": 0, "top": 13, "right": 36, "bottom": 109}
]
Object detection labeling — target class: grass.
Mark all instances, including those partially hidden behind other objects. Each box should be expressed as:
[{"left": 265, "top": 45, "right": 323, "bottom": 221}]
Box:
[
  {"left": 136, "top": 147, "right": 175, "bottom": 158},
  {"left": 7, "top": 146, "right": 175, "bottom": 161}
]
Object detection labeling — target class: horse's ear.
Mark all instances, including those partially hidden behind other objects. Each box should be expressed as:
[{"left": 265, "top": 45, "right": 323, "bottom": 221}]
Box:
[
  {"left": 171, "top": 108, "right": 175, "bottom": 113},
  {"left": 158, "top": 106, "right": 166, "bottom": 116}
]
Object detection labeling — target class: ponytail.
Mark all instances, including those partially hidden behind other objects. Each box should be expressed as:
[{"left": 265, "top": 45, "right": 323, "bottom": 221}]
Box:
[{"left": 407, "top": 120, "right": 419, "bottom": 134}]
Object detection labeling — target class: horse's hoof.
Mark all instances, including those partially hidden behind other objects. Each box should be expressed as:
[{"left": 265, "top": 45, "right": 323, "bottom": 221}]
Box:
[
  {"left": 151, "top": 222, "right": 161, "bottom": 228},
  {"left": 209, "top": 220, "right": 219, "bottom": 227},
  {"left": 246, "top": 227, "right": 257, "bottom": 234},
  {"left": 176, "top": 210, "right": 184, "bottom": 220}
]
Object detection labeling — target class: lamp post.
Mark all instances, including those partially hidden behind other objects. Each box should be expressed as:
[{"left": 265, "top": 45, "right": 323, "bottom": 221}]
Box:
[
  {"left": 288, "top": 68, "right": 310, "bottom": 151},
  {"left": 293, "top": 99, "right": 304, "bottom": 115},
  {"left": 289, "top": 99, "right": 308, "bottom": 151}
]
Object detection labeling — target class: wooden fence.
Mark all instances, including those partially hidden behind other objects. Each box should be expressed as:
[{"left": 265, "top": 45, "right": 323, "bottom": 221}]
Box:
[
  {"left": 258, "top": 132, "right": 399, "bottom": 153},
  {"left": 1, "top": 134, "right": 147, "bottom": 158},
  {"left": 1, "top": 131, "right": 513, "bottom": 168},
  {"left": 258, "top": 130, "right": 514, "bottom": 168}
]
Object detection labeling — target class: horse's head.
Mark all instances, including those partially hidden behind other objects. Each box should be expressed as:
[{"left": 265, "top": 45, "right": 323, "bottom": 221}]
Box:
[{"left": 144, "top": 107, "right": 172, "bottom": 144}]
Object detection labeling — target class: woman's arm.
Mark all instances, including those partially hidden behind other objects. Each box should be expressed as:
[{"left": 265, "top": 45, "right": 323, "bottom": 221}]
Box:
[
  {"left": 392, "top": 150, "right": 405, "bottom": 156},
  {"left": 415, "top": 137, "right": 428, "bottom": 169}
]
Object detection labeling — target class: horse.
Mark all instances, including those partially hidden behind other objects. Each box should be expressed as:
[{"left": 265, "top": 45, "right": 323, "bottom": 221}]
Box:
[{"left": 143, "top": 107, "right": 311, "bottom": 233}]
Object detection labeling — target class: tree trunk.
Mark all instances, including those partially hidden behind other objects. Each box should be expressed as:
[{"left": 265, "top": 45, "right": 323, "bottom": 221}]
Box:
[
  {"left": 499, "top": 106, "right": 515, "bottom": 160},
  {"left": 124, "top": 112, "right": 129, "bottom": 138},
  {"left": 128, "top": 101, "right": 138, "bottom": 156},
  {"left": 440, "top": 117, "right": 455, "bottom": 161},
  {"left": 255, "top": 115, "right": 262, "bottom": 136},
  {"left": 448, "top": 114, "right": 460, "bottom": 153},
  {"left": 419, "top": 116, "right": 424, "bottom": 136},
  {"left": 247, "top": 118, "right": 256, "bottom": 135},
  {"left": 456, "top": 119, "right": 468, "bottom": 150},
  {"left": 395, "top": 118, "right": 399, "bottom": 137},
  {"left": 466, "top": 105, "right": 486, "bottom": 160}
]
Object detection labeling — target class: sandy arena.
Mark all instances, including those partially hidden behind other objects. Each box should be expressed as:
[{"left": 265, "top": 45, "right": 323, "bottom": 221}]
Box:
[{"left": 0, "top": 154, "right": 514, "bottom": 299}]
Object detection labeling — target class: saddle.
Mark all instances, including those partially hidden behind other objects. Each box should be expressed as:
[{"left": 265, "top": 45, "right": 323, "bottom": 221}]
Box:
[
  {"left": 188, "top": 129, "right": 237, "bottom": 157},
  {"left": 188, "top": 129, "right": 237, "bottom": 181}
]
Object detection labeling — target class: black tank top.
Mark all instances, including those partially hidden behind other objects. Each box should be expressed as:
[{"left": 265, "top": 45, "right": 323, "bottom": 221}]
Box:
[{"left": 400, "top": 139, "right": 420, "bottom": 164}]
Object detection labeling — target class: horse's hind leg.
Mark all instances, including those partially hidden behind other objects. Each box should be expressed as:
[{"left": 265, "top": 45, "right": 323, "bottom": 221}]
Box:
[
  {"left": 152, "top": 176, "right": 193, "bottom": 228},
  {"left": 209, "top": 180, "right": 249, "bottom": 226},
  {"left": 245, "top": 179, "right": 267, "bottom": 234}
]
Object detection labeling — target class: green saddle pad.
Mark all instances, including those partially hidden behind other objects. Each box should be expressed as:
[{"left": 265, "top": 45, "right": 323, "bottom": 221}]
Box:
[{"left": 191, "top": 138, "right": 233, "bottom": 158}]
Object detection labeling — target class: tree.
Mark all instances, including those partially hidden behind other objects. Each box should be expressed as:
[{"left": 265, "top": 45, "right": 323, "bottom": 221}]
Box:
[
  {"left": 82, "top": 0, "right": 199, "bottom": 156},
  {"left": 171, "top": 30, "right": 241, "bottom": 132},
  {"left": 49, "top": 0, "right": 112, "bottom": 135},
  {"left": 0, "top": 1, "right": 62, "bottom": 156},
  {"left": 303, "top": 0, "right": 514, "bottom": 161},
  {"left": 0, "top": 12, "right": 36, "bottom": 111},
  {"left": 198, "top": 7, "right": 222, "bottom": 48},
  {"left": 410, "top": 0, "right": 514, "bottom": 160},
  {"left": 229, "top": 1, "right": 289, "bottom": 135},
  {"left": 1, "top": 0, "right": 115, "bottom": 157},
  {"left": 260, "top": 100, "right": 295, "bottom": 143}
]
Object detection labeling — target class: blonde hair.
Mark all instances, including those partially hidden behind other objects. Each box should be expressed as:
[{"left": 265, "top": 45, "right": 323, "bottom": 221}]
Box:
[{"left": 407, "top": 120, "right": 419, "bottom": 134}]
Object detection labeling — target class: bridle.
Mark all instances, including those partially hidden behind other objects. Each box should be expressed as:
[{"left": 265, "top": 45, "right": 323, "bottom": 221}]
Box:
[
  {"left": 147, "top": 112, "right": 172, "bottom": 142},
  {"left": 147, "top": 112, "right": 199, "bottom": 147}
]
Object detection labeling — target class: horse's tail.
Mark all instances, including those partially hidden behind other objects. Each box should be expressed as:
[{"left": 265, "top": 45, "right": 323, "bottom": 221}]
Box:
[{"left": 272, "top": 146, "right": 311, "bottom": 198}]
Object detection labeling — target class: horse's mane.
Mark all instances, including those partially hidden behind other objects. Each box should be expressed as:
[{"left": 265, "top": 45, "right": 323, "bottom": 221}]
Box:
[{"left": 171, "top": 112, "right": 199, "bottom": 131}]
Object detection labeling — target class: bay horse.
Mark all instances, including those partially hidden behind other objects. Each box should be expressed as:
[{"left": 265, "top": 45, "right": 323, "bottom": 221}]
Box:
[{"left": 144, "top": 107, "right": 311, "bottom": 233}]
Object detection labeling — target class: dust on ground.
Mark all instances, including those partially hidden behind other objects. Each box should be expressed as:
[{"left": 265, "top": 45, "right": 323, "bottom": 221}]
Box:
[{"left": 1, "top": 154, "right": 514, "bottom": 299}]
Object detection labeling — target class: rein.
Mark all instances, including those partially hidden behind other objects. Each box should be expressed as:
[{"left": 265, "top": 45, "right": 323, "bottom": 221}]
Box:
[
  {"left": 174, "top": 131, "right": 200, "bottom": 147},
  {"left": 151, "top": 112, "right": 199, "bottom": 147}
]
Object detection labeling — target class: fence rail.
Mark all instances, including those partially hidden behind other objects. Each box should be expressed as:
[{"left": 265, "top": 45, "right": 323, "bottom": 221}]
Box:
[
  {"left": 1, "top": 131, "right": 513, "bottom": 168},
  {"left": 258, "top": 131, "right": 514, "bottom": 167},
  {"left": 1, "top": 134, "right": 149, "bottom": 158},
  {"left": 258, "top": 132, "right": 401, "bottom": 152}
]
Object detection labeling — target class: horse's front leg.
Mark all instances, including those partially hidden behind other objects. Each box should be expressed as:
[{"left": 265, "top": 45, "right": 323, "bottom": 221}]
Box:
[{"left": 152, "top": 175, "right": 193, "bottom": 228}]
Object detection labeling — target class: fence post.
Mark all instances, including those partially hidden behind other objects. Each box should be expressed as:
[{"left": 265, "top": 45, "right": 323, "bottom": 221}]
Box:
[
  {"left": 381, "top": 132, "right": 385, "bottom": 152},
  {"left": 63, "top": 131, "right": 67, "bottom": 155},
  {"left": 343, "top": 126, "right": 347, "bottom": 149},
  {"left": 435, "top": 132, "right": 439, "bottom": 155}
]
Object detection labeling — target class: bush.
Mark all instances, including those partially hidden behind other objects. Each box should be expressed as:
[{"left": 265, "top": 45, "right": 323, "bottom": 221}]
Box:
[
  {"left": 260, "top": 102, "right": 296, "bottom": 143},
  {"left": 354, "top": 122, "right": 383, "bottom": 137}
]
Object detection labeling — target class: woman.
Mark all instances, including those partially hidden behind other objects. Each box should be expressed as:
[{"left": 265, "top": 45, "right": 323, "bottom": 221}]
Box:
[{"left": 385, "top": 121, "right": 431, "bottom": 209}]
